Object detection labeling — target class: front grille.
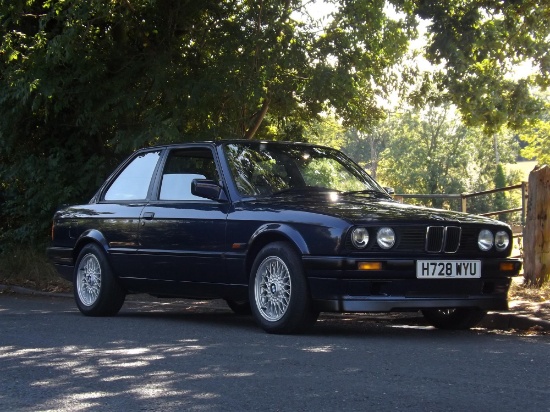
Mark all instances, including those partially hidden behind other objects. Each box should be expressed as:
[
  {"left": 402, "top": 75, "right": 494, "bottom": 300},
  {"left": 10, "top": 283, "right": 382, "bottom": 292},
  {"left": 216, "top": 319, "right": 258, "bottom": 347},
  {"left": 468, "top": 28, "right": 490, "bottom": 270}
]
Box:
[
  {"left": 345, "top": 224, "right": 508, "bottom": 257},
  {"left": 426, "top": 226, "right": 461, "bottom": 253}
]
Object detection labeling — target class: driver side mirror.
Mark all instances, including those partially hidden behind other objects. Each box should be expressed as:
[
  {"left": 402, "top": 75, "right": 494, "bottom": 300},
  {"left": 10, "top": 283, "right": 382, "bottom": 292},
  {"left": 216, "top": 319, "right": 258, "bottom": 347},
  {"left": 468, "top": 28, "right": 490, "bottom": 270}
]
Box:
[
  {"left": 384, "top": 187, "right": 395, "bottom": 195},
  {"left": 191, "top": 179, "right": 228, "bottom": 202}
]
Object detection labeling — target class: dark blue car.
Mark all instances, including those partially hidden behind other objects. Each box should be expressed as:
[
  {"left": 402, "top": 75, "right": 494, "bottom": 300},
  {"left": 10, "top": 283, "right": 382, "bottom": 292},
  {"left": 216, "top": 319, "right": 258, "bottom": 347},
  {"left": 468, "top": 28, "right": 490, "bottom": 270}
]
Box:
[{"left": 48, "top": 140, "right": 522, "bottom": 333}]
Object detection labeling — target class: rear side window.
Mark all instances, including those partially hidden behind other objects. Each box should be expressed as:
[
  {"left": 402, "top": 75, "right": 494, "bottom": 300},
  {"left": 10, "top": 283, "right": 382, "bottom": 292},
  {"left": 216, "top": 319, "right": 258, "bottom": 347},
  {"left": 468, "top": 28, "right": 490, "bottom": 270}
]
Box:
[{"left": 104, "top": 151, "right": 161, "bottom": 201}]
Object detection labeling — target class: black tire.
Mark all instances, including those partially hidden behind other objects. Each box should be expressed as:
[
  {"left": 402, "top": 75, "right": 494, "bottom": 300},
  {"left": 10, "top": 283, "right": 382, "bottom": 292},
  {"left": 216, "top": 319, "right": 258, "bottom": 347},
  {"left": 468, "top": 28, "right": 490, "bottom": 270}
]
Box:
[
  {"left": 421, "top": 307, "right": 487, "bottom": 330},
  {"left": 73, "top": 243, "right": 126, "bottom": 316},
  {"left": 249, "top": 241, "right": 319, "bottom": 334},
  {"left": 225, "top": 299, "right": 252, "bottom": 315}
]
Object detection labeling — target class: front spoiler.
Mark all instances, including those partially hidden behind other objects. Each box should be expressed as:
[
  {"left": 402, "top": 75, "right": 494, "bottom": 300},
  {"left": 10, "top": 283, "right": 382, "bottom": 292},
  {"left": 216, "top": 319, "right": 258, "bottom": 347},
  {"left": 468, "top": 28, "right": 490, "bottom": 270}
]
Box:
[{"left": 314, "top": 296, "right": 509, "bottom": 313}]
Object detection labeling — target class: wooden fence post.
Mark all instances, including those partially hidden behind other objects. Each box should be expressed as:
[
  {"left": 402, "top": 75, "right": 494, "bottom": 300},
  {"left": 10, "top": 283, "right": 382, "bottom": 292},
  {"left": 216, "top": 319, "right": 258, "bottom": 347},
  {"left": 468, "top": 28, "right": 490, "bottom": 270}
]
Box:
[{"left": 523, "top": 165, "right": 550, "bottom": 286}]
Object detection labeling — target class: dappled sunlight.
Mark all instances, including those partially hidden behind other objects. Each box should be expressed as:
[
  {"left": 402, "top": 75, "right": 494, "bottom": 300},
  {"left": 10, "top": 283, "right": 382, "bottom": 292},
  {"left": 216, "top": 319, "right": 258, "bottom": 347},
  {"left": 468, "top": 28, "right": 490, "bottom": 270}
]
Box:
[
  {"left": 0, "top": 340, "right": 254, "bottom": 411},
  {"left": 2, "top": 295, "right": 549, "bottom": 410},
  {"left": 301, "top": 345, "right": 335, "bottom": 353},
  {"left": 389, "top": 324, "right": 434, "bottom": 331}
]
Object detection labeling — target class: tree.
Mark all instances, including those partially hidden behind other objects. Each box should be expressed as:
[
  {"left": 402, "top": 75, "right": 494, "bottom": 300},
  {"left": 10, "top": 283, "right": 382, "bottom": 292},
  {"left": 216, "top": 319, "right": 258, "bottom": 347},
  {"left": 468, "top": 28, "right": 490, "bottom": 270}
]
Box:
[
  {"left": 519, "top": 97, "right": 550, "bottom": 165},
  {"left": 493, "top": 163, "right": 508, "bottom": 222},
  {"left": 376, "top": 106, "right": 470, "bottom": 207},
  {"left": 342, "top": 125, "right": 393, "bottom": 180},
  {"left": 2, "top": 0, "right": 550, "bottom": 246},
  {"left": 374, "top": 103, "right": 520, "bottom": 211},
  {"left": 400, "top": 0, "right": 550, "bottom": 133}
]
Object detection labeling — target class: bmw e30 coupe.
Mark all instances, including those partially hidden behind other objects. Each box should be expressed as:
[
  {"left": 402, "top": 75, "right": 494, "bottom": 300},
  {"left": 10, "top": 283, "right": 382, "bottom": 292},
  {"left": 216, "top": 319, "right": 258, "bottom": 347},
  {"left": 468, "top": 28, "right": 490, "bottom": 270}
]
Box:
[{"left": 48, "top": 140, "right": 522, "bottom": 333}]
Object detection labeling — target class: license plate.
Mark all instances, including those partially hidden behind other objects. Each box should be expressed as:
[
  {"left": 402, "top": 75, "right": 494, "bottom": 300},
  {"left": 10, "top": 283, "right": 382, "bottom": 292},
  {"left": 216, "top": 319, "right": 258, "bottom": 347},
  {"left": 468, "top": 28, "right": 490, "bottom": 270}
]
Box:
[{"left": 416, "top": 260, "right": 481, "bottom": 279}]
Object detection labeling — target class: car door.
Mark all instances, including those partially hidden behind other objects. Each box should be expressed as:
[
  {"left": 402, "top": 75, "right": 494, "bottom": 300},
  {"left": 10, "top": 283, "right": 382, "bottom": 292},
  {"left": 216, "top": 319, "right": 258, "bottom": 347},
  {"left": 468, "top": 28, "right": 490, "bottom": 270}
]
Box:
[
  {"left": 93, "top": 149, "right": 162, "bottom": 278},
  {"left": 137, "top": 146, "right": 230, "bottom": 283}
]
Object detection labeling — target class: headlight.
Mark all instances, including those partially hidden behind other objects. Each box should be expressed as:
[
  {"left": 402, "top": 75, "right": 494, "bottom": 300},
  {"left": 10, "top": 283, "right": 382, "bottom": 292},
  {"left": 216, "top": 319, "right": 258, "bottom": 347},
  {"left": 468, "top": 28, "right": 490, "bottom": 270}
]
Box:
[
  {"left": 495, "top": 231, "right": 510, "bottom": 252},
  {"left": 377, "top": 227, "right": 395, "bottom": 249},
  {"left": 478, "top": 229, "right": 494, "bottom": 251},
  {"left": 351, "top": 227, "right": 369, "bottom": 249}
]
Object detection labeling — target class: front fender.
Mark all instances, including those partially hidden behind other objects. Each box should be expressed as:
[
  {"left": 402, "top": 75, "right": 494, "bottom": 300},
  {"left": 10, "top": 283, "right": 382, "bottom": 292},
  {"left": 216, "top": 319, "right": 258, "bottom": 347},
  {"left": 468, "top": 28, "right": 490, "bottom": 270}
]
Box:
[{"left": 249, "top": 223, "right": 310, "bottom": 255}]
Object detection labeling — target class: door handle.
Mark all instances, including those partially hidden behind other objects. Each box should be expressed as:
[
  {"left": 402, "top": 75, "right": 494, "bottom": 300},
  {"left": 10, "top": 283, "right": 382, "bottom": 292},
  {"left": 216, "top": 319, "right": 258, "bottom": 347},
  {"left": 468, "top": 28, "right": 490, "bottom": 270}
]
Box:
[{"left": 142, "top": 212, "right": 155, "bottom": 220}]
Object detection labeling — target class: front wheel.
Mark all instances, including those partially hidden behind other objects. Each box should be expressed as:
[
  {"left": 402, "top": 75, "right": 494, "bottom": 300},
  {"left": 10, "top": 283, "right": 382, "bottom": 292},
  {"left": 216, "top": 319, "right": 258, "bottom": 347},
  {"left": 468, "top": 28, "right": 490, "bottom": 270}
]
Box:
[
  {"left": 249, "top": 242, "right": 318, "bottom": 334},
  {"left": 421, "top": 308, "right": 487, "bottom": 330},
  {"left": 74, "top": 243, "right": 126, "bottom": 316}
]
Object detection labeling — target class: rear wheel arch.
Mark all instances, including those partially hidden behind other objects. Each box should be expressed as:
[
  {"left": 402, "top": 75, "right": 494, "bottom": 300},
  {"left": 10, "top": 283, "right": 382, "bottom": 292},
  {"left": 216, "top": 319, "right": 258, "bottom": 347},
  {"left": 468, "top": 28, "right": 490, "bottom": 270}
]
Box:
[
  {"left": 72, "top": 230, "right": 110, "bottom": 264},
  {"left": 73, "top": 242, "right": 126, "bottom": 316}
]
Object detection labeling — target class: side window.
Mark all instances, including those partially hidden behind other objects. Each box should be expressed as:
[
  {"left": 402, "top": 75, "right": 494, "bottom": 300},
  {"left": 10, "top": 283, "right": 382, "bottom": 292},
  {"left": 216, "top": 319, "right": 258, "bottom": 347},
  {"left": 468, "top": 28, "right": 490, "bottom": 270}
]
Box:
[
  {"left": 104, "top": 151, "right": 161, "bottom": 201},
  {"left": 159, "top": 149, "right": 219, "bottom": 201}
]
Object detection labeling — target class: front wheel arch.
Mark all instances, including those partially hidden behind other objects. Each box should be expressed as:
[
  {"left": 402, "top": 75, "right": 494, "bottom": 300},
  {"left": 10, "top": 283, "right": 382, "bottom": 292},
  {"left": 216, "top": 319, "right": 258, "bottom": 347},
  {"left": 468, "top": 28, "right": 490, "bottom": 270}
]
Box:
[{"left": 245, "top": 228, "right": 306, "bottom": 278}]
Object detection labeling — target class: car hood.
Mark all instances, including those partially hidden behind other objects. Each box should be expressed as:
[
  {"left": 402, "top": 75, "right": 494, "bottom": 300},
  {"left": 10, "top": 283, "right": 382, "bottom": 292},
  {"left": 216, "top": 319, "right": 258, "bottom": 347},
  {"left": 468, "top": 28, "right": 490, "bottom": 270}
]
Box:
[{"left": 248, "top": 195, "right": 507, "bottom": 227}]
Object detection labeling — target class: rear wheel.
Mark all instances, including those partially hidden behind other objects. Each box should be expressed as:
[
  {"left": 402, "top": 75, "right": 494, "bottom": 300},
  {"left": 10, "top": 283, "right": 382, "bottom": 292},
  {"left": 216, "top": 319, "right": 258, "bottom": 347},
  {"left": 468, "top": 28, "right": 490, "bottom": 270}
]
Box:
[
  {"left": 74, "top": 243, "right": 126, "bottom": 316},
  {"left": 421, "top": 308, "right": 487, "bottom": 330},
  {"left": 249, "top": 242, "right": 319, "bottom": 334}
]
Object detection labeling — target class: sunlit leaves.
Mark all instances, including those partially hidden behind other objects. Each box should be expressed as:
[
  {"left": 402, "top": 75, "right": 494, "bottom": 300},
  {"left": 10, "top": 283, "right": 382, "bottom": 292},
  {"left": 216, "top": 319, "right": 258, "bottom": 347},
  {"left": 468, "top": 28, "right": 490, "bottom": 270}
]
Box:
[
  {"left": 520, "top": 102, "right": 550, "bottom": 165},
  {"left": 402, "top": 0, "right": 550, "bottom": 132}
]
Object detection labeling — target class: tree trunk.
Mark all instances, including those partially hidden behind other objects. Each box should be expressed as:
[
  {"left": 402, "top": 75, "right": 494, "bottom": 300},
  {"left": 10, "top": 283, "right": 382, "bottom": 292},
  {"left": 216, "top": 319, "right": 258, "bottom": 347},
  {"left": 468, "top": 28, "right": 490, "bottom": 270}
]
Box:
[
  {"left": 523, "top": 165, "right": 550, "bottom": 287},
  {"left": 244, "top": 98, "right": 270, "bottom": 139}
]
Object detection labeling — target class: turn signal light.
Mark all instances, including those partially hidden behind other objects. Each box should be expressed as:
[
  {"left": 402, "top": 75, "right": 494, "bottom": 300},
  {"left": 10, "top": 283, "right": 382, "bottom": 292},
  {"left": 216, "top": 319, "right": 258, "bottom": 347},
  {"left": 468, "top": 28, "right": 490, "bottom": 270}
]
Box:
[
  {"left": 358, "top": 262, "right": 382, "bottom": 271},
  {"left": 500, "top": 262, "right": 515, "bottom": 271}
]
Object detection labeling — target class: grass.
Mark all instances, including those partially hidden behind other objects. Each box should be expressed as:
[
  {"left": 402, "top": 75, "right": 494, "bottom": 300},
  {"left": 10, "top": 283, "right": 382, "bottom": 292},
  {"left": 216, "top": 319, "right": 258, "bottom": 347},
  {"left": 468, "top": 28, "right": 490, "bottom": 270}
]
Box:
[
  {"left": 509, "top": 277, "right": 550, "bottom": 302},
  {"left": 0, "top": 248, "right": 72, "bottom": 293}
]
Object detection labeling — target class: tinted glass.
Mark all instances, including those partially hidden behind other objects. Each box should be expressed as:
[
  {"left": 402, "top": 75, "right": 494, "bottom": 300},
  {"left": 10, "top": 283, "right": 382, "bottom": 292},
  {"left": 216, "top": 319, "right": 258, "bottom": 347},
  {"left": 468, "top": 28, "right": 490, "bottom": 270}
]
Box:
[
  {"left": 104, "top": 151, "right": 161, "bottom": 201},
  {"left": 158, "top": 149, "right": 219, "bottom": 201},
  {"left": 223, "top": 143, "right": 384, "bottom": 197}
]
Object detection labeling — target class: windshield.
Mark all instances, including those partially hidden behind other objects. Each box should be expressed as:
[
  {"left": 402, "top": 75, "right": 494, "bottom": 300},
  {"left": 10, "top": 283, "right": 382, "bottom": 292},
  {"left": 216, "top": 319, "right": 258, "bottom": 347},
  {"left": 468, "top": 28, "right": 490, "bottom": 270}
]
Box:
[{"left": 223, "top": 142, "right": 387, "bottom": 198}]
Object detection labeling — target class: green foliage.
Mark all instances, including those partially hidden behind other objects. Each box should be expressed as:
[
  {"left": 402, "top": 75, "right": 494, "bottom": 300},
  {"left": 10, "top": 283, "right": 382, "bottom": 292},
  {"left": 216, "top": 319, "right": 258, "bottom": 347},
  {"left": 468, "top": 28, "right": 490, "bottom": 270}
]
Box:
[
  {"left": 519, "top": 99, "right": 550, "bottom": 165},
  {"left": 1, "top": 0, "right": 549, "bottom": 248},
  {"left": 401, "top": 0, "right": 550, "bottom": 133},
  {"left": 493, "top": 163, "right": 508, "bottom": 221},
  {"left": 0, "top": 247, "right": 70, "bottom": 292},
  {"left": 373, "top": 103, "right": 521, "bottom": 214},
  {"left": 376, "top": 106, "right": 471, "bottom": 207}
]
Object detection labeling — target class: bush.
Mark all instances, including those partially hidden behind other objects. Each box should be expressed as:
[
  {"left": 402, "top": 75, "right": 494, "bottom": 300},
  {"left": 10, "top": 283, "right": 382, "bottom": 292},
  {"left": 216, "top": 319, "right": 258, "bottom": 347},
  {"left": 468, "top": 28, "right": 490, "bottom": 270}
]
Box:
[{"left": 0, "top": 248, "right": 71, "bottom": 293}]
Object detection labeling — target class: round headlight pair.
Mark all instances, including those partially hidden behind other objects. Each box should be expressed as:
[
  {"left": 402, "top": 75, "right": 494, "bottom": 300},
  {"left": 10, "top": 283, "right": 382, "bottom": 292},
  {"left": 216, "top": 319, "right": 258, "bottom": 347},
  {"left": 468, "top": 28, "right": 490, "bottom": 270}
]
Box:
[
  {"left": 351, "top": 227, "right": 395, "bottom": 250},
  {"left": 478, "top": 230, "right": 510, "bottom": 252}
]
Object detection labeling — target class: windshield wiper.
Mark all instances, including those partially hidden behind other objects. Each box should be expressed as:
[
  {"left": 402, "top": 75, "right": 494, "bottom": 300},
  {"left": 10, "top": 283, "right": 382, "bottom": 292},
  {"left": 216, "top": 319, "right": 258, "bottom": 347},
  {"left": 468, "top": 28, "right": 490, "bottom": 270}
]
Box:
[
  {"left": 271, "top": 186, "right": 331, "bottom": 197},
  {"left": 342, "top": 189, "right": 390, "bottom": 199}
]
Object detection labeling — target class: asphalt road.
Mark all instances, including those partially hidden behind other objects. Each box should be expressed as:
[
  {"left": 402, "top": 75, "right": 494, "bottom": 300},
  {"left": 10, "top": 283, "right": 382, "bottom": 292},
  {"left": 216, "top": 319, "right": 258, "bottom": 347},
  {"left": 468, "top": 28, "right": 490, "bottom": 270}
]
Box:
[{"left": 1, "top": 294, "right": 549, "bottom": 412}]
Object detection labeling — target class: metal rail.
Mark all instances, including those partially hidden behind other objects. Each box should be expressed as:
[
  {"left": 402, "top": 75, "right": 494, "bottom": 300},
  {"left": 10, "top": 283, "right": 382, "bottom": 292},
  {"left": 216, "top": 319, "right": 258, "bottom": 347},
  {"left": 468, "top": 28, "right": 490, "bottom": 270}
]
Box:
[{"left": 395, "top": 181, "right": 528, "bottom": 229}]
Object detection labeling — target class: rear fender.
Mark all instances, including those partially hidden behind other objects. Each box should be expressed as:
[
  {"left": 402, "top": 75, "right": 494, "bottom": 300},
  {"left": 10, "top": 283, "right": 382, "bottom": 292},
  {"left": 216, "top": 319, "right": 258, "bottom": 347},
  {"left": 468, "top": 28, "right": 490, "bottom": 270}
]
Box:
[{"left": 73, "top": 229, "right": 110, "bottom": 260}]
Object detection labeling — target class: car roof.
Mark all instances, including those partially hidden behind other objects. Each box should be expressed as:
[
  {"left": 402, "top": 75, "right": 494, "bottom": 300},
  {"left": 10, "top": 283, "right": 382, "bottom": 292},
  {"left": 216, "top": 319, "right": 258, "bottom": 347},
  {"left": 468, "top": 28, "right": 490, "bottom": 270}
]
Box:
[{"left": 138, "top": 139, "right": 332, "bottom": 152}]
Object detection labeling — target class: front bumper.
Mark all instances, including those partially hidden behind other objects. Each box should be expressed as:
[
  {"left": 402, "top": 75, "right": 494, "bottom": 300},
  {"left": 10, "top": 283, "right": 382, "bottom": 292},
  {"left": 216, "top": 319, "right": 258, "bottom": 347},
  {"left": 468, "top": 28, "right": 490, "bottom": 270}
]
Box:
[{"left": 303, "top": 256, "right": 522, "bottom": 313}]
